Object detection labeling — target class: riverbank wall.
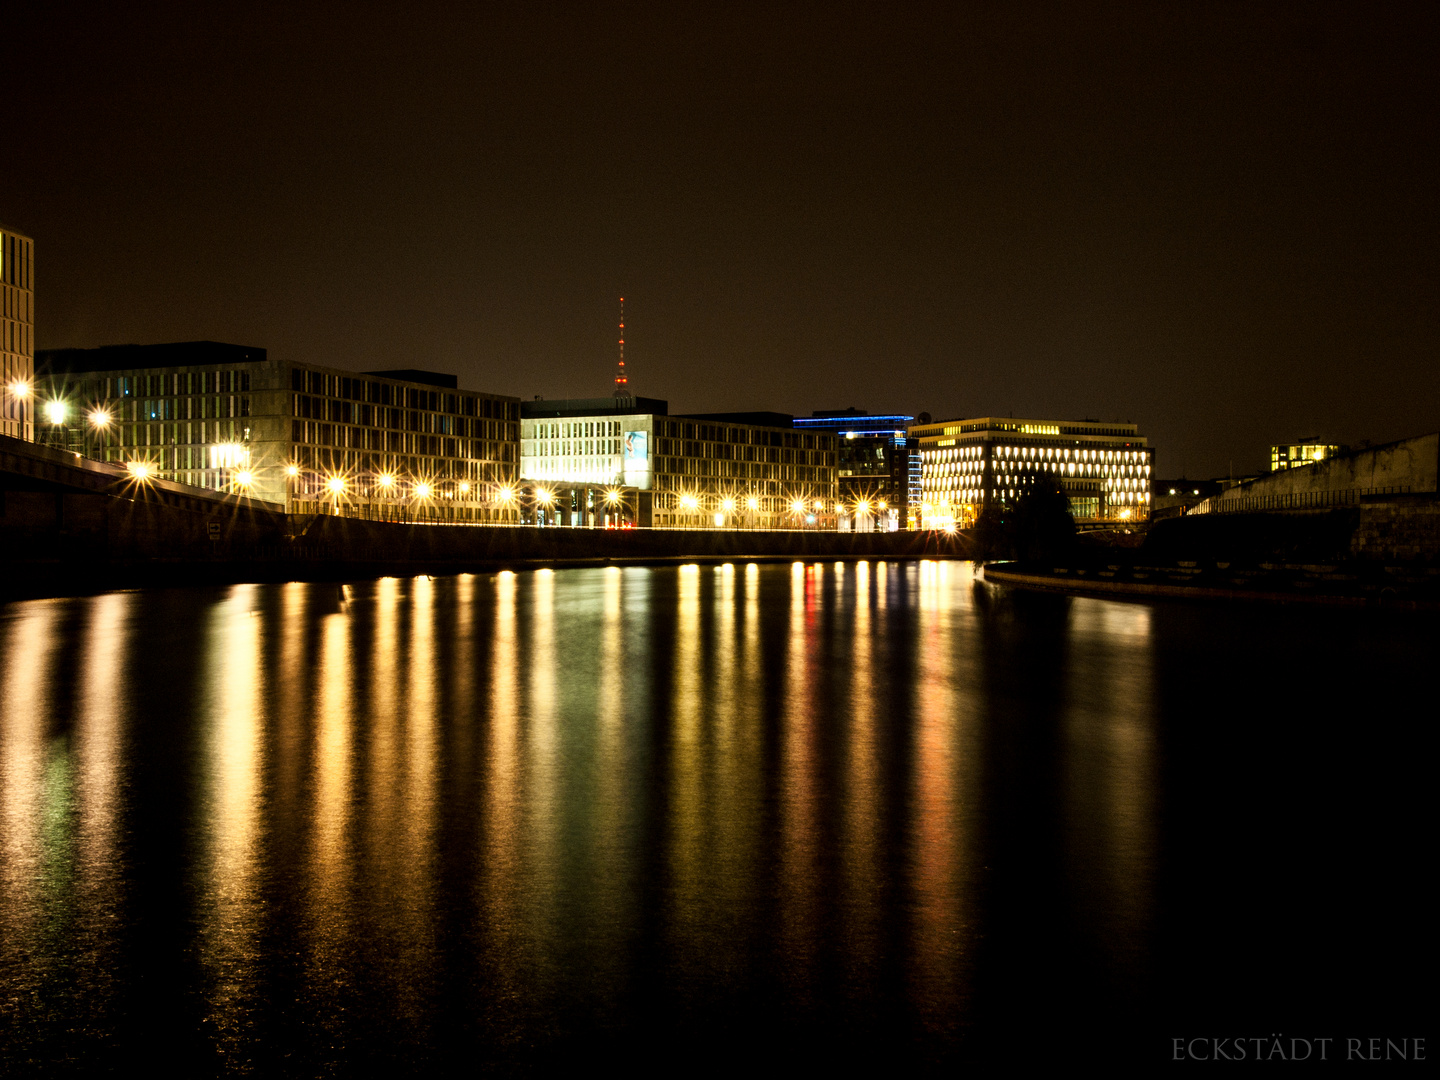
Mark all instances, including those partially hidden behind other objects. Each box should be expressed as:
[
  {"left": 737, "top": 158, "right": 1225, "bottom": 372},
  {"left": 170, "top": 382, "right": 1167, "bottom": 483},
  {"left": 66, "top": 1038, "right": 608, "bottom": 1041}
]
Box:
[{"left": 2, "top": 436, "right": 974, "bottom": 597}]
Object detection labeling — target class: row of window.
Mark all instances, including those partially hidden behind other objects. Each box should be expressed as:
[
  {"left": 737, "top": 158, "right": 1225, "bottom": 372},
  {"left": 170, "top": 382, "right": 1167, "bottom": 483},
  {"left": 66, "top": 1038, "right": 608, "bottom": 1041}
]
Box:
[
  {"left": 3, "top": 285, "right": 32, "bottom": 323},
  {"left": 291, "top": 421, "right": 513, "bottom": 462},
  {"left": 101, "top": 372, "right": 253, "bottom": 397},
  {"left": 655, "top": 420, "right": 827, "bottom": 450},
  {"left": 1, "top": 233, "right": 33, "bottom": 290},
  {"left": 292, "top": 395, "right": 512, "bottom": 439},
  {"left": 3, "top": 320, "right": 29, "bottom": 358}
]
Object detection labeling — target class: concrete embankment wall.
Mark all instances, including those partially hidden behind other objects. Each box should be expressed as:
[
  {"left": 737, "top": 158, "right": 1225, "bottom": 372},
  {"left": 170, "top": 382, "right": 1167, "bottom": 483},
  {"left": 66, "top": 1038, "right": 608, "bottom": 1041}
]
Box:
[
  {"left": 1217, "top": 432, "right": 1438, "bottom": 504},
  {"left": 1145, "top": 496, "right": 1439, "bottom": 563},
  {"left": 1, "top": 485, "right": 974, "bottom": 597}
]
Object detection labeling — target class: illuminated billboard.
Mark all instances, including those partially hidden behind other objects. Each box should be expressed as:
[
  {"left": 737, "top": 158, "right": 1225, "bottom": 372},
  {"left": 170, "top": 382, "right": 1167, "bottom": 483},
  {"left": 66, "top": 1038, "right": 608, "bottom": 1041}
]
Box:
[{"left": 623, "top": 430, "right": 651, "bottom": 489}]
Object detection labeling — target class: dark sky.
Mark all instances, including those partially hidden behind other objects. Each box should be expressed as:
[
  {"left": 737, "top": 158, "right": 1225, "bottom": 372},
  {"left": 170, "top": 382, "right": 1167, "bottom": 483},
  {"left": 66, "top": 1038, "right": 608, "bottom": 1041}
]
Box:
[{"left": 10, "top": 2, "right": 1437, "bottom": 476}]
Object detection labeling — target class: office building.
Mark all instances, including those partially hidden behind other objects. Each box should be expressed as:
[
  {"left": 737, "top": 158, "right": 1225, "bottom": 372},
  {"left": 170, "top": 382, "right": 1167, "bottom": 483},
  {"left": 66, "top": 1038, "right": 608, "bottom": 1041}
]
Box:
[
  {"left": 520, "top": 397, "right": 839, "bottom": 528},
  {"left": 792, "top": 408, "right": 916, "bottom": 530},
  {"left": 909, "top": 415, "right": 1154, "bottom": 528},
  {"left": 1271, "top": 439, "right": 1347, "bottom": 472},
  {"left": 1, "top": 225, "right": 35, "bottom": 441},
  {"left": 35, "top": 342, "right": 521, "bottom": 520}
]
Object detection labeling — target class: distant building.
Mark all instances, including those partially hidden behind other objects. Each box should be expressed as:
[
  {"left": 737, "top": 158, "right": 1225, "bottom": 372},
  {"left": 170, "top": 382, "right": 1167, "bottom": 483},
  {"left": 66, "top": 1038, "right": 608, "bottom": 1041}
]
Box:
[
  {"left": 908, "top": 415, "right": 1154, "bottom": 528},
  {"left": 1271, "top": 439, "right": 1347, "bottom": 472},
  {"left": 520, "top": 397, "right": 839, "bottom": 529},
  {"left": 791, "top": 408, "right": 916, "bottom": 531},
  {"left": 35, "top": 342, "right": 521, "bottom": 520},
  {"left": 1, "top": 225, "right": 35, "bottom": 441}
]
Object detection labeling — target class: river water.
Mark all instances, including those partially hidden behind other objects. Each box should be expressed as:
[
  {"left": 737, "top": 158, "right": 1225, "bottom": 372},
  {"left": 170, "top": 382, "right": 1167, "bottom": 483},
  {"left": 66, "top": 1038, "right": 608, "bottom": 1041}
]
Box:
[{"left": 0, "top": 562, "right": 1431, "bottom": 1071}]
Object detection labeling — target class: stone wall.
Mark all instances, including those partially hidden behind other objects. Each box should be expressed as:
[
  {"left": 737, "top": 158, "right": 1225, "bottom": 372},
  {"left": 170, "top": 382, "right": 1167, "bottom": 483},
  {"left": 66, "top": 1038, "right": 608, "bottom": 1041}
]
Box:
[
  {"left": 1352, "top": 498, "right": 1440, "bottom": 562},
  {"left": 1216, "top": 432, "right": 1437, "bottom": 505}
]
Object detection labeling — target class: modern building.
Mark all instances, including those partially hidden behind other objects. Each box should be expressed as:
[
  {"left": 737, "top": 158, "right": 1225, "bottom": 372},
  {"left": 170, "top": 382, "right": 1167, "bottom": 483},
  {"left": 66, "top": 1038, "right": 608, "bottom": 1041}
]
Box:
[
  {"left": 1, "top": 225, "right": 35, "bottom": 442},
  {"left": 1271, "top": 439, "right": 1347, "bottom": 472},
  {"left": 909, "top": 415, "right": 1154, "bottom": 528},
  {"left": 35, "top": 342, "right": 521, "bottom": 520},
  {"left": 792, "top": 408, "right": 916, "bottom": 531},
  {"left": 520, "top": 397, "right": 839, "bottom": 529}
]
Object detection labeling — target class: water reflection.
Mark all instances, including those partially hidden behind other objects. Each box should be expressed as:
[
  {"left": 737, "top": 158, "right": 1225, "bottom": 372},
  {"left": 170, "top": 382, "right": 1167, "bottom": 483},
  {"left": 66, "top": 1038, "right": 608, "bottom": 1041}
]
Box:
[{"left": 6, "top": 561, "right": 1398, "bottom": 1067}]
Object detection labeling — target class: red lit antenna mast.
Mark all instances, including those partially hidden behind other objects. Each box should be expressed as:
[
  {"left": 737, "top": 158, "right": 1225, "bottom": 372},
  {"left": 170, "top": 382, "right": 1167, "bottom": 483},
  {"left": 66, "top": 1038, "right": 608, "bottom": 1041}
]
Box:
[{"left": 613, "top": 296, "right": 630, "bottom": 398}]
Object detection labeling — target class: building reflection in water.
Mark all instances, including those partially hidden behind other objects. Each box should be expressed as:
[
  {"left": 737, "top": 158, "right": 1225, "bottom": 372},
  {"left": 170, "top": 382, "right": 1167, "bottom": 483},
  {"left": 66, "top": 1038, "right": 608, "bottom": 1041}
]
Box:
[
  {"left": 1061, "top": 599, "right": 1157, "bottom": 984},
  {"left": 0, "top": 560, "right": 1175, "bottom": 1064}
]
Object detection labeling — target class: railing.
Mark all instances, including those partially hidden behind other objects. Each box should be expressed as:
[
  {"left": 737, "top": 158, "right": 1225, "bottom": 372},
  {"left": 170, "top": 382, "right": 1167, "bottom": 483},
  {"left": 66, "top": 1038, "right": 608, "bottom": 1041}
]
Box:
[{"left": 1191, "top": 485, "right": 1415, "bottom": 515}]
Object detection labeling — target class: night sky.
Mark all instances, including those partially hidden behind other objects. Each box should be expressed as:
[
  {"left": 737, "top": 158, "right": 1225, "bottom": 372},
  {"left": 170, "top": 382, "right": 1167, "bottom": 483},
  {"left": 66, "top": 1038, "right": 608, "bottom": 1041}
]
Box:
[{"left": 10, "top": 2, "right": 1437, "bottom": 476}]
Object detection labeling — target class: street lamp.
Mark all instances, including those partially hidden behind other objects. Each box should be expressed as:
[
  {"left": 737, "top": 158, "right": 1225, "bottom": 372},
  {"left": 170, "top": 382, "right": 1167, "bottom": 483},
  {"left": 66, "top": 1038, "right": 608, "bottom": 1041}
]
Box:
[
  {"left": 85, "top": 407, "right": 112, "bottom": 461},
  {"left": 325, "top": 474, "right": 347, "bottom": 514}
]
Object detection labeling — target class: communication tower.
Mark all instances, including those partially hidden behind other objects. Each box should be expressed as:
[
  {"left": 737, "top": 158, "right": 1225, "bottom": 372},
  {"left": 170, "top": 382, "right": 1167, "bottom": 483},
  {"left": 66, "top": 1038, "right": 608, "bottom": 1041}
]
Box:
[{"left": 613, "top": 297, "right": 629, "bottom": 398}]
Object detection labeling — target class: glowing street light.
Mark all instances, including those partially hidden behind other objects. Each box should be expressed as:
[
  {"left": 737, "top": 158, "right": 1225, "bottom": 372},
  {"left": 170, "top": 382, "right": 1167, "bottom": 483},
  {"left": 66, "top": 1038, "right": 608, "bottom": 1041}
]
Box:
[
  {"left": 8, "top": 380, "right": 30, "bottom": 400},
  {"left": 789, "top": 499, "right": 806, "bottom": 515},
  {"left": 414, "top": 481, "right": 434, "bottom": 500},
  {"left": 87, "top": 408, "right": 111, "bottom": 428},
  {"left": 285, "top": 463, "right": 300, "bottom": 478},
  {"left": 458, "top": 481, "right": 471, "bottom": 495},
  {"left": 234, "top": 469, "right": 255, "bottom": 490},
  {"left": 720, "top": 497, "right": 736, "bottom": 513},
  {"left": 535, "top": 487, "right": 554, "bottom": 505},
  {"left": 679, "top": 494, "right": 698, "bottom": 511},
  {"left": 126, "top": 460, "right": 153, "bottom": 481},
  {"left": 746, "top": 496, "right": 760, "bottom": 511},
  {"left": 377, "top": 472, "right": 396, "bottom": 490},
  {"left": 44, "top": 400, "right": 67, "bottom": 425},
  {"left": 326, "top": 476, "right": 347, "bottom": 495}
]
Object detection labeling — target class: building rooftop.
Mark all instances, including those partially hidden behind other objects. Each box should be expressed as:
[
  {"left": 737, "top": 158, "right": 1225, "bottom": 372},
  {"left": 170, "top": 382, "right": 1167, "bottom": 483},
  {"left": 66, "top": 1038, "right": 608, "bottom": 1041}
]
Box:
[
  {"left": 679, "top": 411, "right": 794, "bottom": 429},
  {"left": 364, "top": 369, "right": 458, "bottom": 389},
  {"left": 522, "top": 396, "right": 670, "bottom": 418},
  {"left": 37, "top": 341, "right": 267, "bottom": 374}
]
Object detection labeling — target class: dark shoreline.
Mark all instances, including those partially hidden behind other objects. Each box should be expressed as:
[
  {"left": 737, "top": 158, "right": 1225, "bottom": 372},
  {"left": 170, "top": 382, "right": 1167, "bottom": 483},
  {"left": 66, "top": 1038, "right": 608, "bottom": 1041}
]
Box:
[{"left": 981, "top": 561, "right": 1440, "bottom": 611}]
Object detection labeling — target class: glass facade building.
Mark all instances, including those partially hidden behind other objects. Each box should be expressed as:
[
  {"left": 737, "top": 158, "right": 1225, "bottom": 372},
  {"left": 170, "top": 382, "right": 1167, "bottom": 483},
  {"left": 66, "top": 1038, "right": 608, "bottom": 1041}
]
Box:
[
  {"left": 35, "top": 342, "right": 521, "bottom": 521},
  {"left": 792, "top": 409, "right": 916, "bottom": 531}
]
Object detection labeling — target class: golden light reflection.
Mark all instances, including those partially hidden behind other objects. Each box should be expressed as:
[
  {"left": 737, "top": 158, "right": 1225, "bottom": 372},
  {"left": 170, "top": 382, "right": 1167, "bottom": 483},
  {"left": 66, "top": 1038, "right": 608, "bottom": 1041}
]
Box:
[
  {"left": 844, "top": 560, "right": 881, "bottom": 974},
  {"left": 392, "top": 574, "right": 440, "bottom": 1014},
  {"left": 780, "top": 561, "right": 821, "bottom": 984},
  {"left": 309, "top": 592, "right": 353, "bottom": 972},
  {"left": 0, "top": 601, "right": 61, "bottom": 947},
  {"left": 910, "top": 558, "right": 973, "bottom": 1012},
  {"left": 482, "top": 570, "right": 524, "bottom": 981},
  {"left": 669, "top": 564, "right": 705, "bottom": 942},
  {"left": 199, "top": 584, "right": 263, "bottom": 1046},
  {"left": 75, "top": 593, "right": 128, "bottom": 929}
]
